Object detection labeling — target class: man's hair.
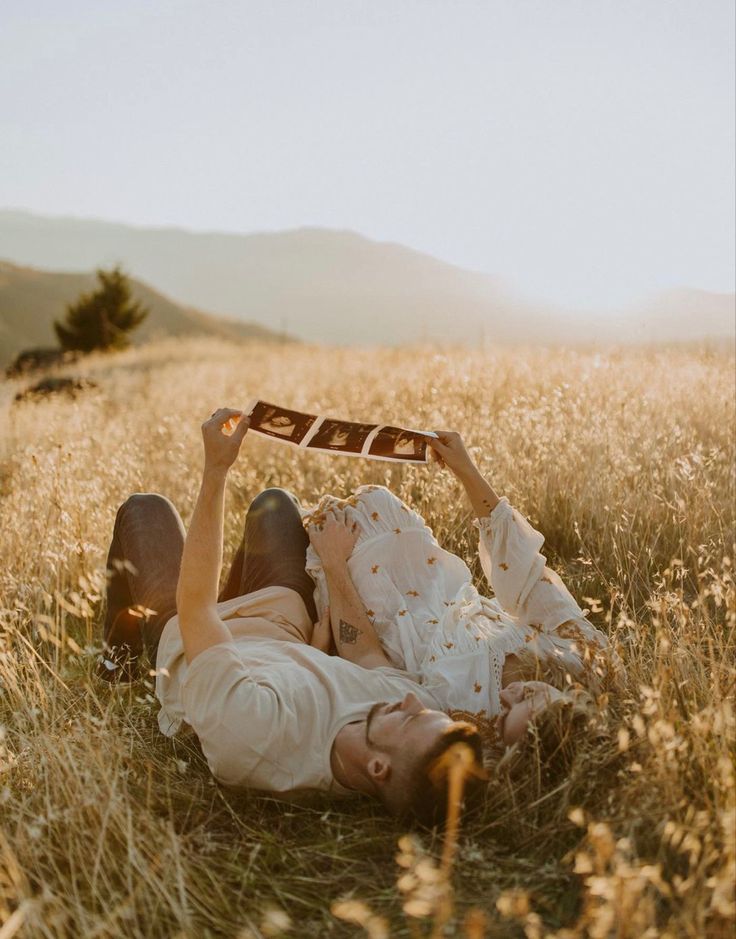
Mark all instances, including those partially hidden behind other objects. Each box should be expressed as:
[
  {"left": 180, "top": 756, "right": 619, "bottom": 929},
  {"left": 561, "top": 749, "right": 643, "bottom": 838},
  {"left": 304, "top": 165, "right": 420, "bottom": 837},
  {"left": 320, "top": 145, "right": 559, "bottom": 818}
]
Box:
[{"left": 382, "top": 721, "right": 486, "bottom": 829}]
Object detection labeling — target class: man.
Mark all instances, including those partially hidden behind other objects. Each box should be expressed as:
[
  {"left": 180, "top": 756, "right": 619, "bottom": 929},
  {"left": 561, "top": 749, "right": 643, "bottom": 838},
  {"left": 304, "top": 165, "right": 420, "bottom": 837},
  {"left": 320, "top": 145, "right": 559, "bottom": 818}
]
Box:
[{"left": 99, "top": 408, "right": 482, "bottom": 825}]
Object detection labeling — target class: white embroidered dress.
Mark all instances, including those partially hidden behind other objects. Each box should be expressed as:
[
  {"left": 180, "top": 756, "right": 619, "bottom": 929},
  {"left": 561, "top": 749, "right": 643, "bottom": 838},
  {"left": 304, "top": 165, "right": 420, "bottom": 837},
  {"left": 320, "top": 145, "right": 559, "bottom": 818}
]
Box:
[{"left": 304, "top": 485, "right": 610, "bottom": 718}]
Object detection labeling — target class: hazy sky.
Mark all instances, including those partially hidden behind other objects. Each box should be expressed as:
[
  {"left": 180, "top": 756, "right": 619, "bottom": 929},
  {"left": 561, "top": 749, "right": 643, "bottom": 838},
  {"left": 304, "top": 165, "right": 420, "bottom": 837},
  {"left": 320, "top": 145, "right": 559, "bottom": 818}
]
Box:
[{"left": 1, "top": 0, "right": 734, "bottom": 309}]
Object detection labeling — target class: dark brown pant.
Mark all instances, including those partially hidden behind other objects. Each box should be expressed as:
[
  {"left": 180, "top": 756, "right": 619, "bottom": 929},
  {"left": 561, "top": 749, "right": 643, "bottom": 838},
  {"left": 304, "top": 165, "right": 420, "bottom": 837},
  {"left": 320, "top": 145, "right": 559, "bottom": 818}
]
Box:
[{"left": 103, "top": 487, "right": 317, "bottom": 666}]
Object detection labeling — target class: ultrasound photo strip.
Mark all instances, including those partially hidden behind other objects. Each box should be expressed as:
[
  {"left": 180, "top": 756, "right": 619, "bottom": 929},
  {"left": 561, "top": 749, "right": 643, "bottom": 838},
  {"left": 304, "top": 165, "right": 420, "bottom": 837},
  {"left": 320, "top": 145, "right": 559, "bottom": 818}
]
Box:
[{"left": 245, "top": 399, "right": 438, "bottom": 463}]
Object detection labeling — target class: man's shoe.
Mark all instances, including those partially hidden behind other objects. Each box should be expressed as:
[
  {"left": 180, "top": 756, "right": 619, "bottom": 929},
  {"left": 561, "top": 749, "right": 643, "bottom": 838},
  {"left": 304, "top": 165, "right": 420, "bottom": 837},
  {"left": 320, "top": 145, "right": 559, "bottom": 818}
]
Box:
[
  {"left": 96, "top": 643, "right": 141, "bottom": 683},
  {"left": 97, "top": 607, "right": 144, "bottom": 683}
]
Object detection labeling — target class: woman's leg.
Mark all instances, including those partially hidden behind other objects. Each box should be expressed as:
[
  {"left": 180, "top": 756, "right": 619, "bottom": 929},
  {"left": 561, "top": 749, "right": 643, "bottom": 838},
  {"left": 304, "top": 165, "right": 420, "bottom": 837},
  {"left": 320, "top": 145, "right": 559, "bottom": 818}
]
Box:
[
  {"left": 100, "top": 493, "right": 185, "bottom": 680},
  {"left": 219, "top": 488, "right": 317, "bottom": 622}
]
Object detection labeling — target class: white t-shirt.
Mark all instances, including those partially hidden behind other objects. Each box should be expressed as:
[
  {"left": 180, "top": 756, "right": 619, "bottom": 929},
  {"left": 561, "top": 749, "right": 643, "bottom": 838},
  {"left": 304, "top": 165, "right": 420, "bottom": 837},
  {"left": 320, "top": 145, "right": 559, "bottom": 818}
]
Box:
[{"left": 155, "top": 585, "right": 441, "bottom": 796}]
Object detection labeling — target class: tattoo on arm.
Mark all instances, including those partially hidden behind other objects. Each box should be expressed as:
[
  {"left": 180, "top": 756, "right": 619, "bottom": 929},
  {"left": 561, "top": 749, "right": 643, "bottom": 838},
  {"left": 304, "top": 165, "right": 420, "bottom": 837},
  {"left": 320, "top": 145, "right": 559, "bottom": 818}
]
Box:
[{"left": 339, "top": 619, "right": 362, "bottom": 645}]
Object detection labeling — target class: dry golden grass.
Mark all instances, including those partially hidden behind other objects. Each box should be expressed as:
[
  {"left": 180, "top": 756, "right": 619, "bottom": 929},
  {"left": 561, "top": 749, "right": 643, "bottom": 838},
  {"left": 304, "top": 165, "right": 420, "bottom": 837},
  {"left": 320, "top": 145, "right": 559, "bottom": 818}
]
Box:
[{"left": 0, "top": 337, "right": 733, "bottom": 938}]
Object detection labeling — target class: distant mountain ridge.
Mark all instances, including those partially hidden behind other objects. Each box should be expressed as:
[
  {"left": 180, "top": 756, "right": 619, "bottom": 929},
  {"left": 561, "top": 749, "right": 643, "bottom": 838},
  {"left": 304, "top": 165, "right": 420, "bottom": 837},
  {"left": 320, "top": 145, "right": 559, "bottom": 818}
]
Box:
[
  {"left": 0, "top": 210, "right": 537, "bottom": 345},
  {"left": 630, "top": 288, "right": 735, "bottom": 344},
  {"left": 0, "top": 209, "right": 733, "bottom": 346},
  {"left": 0, "top": 260, "right": 280, "bottom": 368}
]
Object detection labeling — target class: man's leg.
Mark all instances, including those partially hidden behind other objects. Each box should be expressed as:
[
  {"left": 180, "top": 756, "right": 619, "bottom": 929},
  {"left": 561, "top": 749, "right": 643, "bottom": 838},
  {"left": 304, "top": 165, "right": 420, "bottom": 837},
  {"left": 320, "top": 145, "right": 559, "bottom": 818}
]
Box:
[
  {"left": 100, "top": 493, "right": 185, "bottom": 681},
  {"left": 219, "top": 488, "right": 317, "bottom": 622}
]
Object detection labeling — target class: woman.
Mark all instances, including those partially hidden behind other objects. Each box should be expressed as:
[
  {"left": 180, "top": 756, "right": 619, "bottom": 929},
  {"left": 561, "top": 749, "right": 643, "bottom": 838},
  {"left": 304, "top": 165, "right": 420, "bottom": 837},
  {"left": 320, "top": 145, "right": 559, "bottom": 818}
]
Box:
[{"left": 304, "top": 431, "right": 616, "bottom": 746}]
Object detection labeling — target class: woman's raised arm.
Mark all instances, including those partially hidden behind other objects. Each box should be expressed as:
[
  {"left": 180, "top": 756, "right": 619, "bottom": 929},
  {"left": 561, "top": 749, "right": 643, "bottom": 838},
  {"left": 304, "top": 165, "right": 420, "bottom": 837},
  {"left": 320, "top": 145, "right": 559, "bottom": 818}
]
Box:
[{"left": 428, "top": 430, "right": 501, "bottom": 518}]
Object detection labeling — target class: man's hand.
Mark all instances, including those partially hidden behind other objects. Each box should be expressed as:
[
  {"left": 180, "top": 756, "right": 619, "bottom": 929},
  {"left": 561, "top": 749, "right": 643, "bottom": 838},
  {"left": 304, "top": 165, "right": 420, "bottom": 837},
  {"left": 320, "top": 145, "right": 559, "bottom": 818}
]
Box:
[
  {"left": 310, "top": 606, "right": 335, "bottom": 654},
  {"left": 428, "top": 430, "right": 477, "bottom": 479},
  {"left": 307, "top": 512, "right": 359, "bottom": 571},
  {"left": 202, "top": 408, "right": 250, "bottom": 474},
  {"left": 177, "top": 407, "right": 249, "bottom": 664}
]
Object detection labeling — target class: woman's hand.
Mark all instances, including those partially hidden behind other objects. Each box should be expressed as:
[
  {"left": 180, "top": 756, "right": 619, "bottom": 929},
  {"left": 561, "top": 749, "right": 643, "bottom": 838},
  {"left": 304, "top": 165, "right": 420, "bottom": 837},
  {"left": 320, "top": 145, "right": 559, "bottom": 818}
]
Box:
[
  {"left": 307, "top": 512, "right": 359, "bottom": 572},
  {"left": 430, "top": 430, "right": 501, "bottom": 516},
  {"left": 310, "top": 606, "right": 335, "bottom": 654},
  {"left": 428, "top": 430, "right": 477, "bottom": 479},
  {"left": 202, "top": 408, "right": 250, "bottom": 474}
]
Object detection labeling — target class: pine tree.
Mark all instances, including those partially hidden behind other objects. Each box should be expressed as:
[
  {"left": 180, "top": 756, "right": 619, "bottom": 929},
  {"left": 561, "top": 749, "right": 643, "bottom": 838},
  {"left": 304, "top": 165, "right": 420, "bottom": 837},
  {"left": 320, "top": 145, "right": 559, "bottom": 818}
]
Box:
[{"left": 54, "top": 266, "right": 149, "bottom": 353}]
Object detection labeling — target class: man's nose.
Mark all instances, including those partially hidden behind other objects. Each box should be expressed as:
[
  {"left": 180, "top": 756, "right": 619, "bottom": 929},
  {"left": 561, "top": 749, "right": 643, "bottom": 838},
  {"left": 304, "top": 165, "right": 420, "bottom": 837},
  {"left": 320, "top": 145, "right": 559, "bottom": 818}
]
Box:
[{"left": 401, "top": 692, "right": 422, "bottom": 713}]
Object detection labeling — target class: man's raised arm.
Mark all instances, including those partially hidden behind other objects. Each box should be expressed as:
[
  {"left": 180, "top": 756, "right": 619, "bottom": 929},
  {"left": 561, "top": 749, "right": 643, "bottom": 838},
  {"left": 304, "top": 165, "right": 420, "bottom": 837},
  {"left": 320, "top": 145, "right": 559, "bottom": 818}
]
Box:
[{"left": 176, "top": 408, "right": 250, "bottom": 664}]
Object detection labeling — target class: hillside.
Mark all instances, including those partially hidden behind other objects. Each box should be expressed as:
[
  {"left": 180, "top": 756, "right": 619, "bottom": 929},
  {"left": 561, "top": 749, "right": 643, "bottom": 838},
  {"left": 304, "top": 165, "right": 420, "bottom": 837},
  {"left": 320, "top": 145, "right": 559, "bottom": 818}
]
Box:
[
  {"left": 0, "top": 260, "right": 281, "bottom": 367},
  {"left": 0, "top": 210, "right": 733, "bottom": 346},
  {"left": 0, "top": 210, "right": 566, "bottom": 345}
]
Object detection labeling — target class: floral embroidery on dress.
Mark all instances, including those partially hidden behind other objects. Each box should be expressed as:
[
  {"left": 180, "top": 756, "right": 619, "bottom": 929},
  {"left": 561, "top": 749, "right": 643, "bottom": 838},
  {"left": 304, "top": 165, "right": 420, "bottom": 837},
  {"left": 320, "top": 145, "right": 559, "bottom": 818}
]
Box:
[
  {"left": 333, "top": 495, "right": 359, "bottom": 511},
  {"left": 499, "top": 562, "right": 509, "bottom": 571},
  {"left": 557, "top": 620, "right": 585, "bottom": 641},
  {"left": 371, "top": 565, "right": 380, "bottom": 574},
  {"left": 371, "top": 511, "right": 380, "bottom": 521},
  {"left": 302, "top": 510, "right": 325, "bottom": 529},
  {"left": 393, "top": 528, "right": 402, "bottom": 534},
  {"left": 407, "top": 590, "right": 419, "bottom": 597},
  {"left": 473, "top": 682, "right": 482, "bottom": 693},
  {"left": 427, "top": 556, "right": 437, "bottom": 565},
  {"left": 427, "top": 618, "right": 438, "bottom": 625},
  {"left": 398, "top": 609, "right": 407, "bottom": 617},
  {"left": 365, "top": 609, "right": 375, "bottom": 618}
]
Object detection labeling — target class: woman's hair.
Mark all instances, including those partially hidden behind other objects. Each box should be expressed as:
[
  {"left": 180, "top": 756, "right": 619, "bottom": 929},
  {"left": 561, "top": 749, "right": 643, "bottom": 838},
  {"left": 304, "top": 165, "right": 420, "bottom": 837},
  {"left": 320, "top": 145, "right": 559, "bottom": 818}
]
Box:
[
  {"left": 381, "top": 694, "right": 609, "bottom": 831},
  {"left": 382, "top": 721, "right": 487, "bottom": 829},
  {"left": 502, "top": 641, "right": 620, "bottom": 700},
  {"left": 493, "top": 689, "right": 602, "bottom": 786},
  {"left": 500, "top": 645, "right": 573, "bottom": 689}
]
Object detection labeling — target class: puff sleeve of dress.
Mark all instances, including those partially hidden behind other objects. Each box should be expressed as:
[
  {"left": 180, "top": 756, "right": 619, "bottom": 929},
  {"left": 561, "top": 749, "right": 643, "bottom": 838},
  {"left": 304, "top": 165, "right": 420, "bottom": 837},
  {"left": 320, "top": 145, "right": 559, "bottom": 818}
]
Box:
[{"left": 474, "top": 498, "right": 614, "bottom": 671}]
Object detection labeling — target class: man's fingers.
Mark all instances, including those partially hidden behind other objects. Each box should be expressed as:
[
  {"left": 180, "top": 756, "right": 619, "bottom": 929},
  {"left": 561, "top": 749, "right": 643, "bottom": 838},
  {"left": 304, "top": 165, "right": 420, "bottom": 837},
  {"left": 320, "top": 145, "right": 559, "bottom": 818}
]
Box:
[
  {"left": 208, "top": 407, "right": 244, "bottom": 423},
  {"left": 231, "top": 414, "right": 250, "bottom": 442},
  {"left": 314, "top": 608, "right": 330, "bottom": 630},
  {"left": 311, "top": 606, "right": 332, "bottom": 651}
]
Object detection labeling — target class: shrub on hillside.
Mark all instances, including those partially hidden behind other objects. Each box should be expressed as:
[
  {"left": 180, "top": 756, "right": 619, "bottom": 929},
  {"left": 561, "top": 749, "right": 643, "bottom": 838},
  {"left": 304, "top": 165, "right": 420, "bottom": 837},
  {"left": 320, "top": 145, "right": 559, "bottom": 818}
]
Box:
[{"left": 54, "top": 266, "right": 149, "bottom": 353}]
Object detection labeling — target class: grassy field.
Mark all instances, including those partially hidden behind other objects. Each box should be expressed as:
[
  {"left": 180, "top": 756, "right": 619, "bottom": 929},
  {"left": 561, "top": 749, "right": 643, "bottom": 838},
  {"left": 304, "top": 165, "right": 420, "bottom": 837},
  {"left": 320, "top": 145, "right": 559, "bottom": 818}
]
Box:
[{"left": 0, "top": 337, "right": 733, "bottom": 938}]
